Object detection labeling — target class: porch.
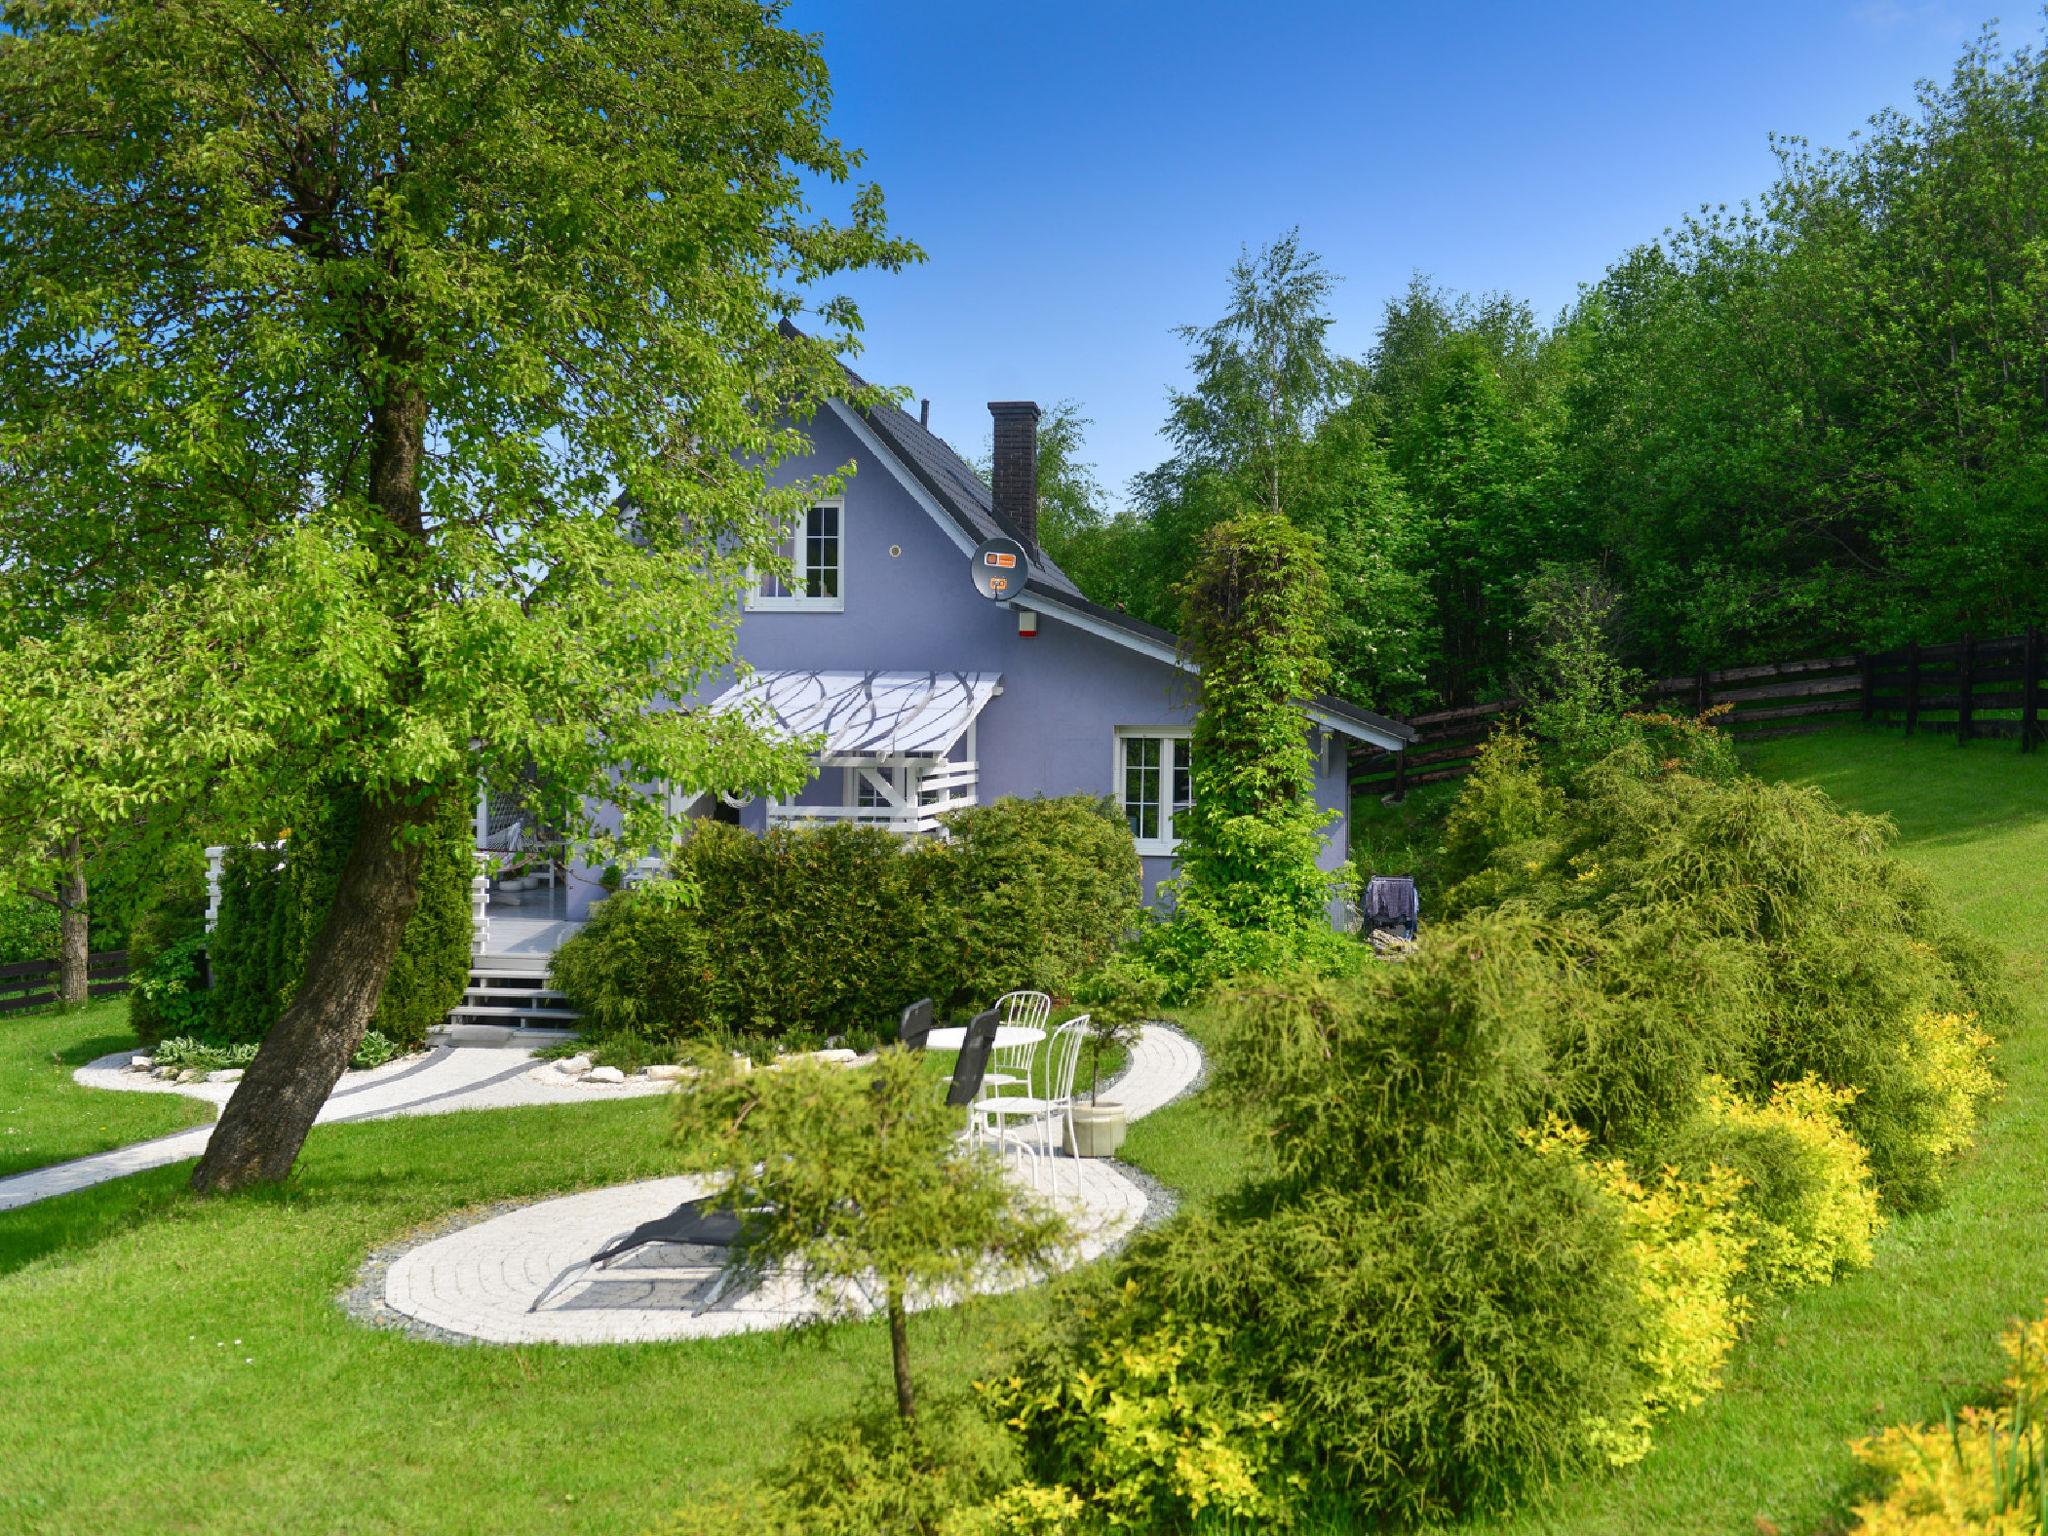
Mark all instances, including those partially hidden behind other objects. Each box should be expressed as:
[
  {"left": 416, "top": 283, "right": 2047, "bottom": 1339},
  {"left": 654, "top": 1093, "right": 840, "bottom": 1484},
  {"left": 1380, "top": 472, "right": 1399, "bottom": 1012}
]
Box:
[{"left": 706, "top": 669, "right": 1000, "bottom": 836}]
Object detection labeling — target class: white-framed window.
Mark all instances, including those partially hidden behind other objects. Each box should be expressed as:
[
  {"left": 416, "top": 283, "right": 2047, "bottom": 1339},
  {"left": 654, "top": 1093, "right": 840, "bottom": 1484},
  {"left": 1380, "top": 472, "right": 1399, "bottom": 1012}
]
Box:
[
  {"left": 1115, "top": 728, "right": 1193, "bottom": 856},
  {"left": 845, "top": 763, "right": 903, "bottom": 824},
  {"left": 749, "top": 499, "right": 845, "bottom": 612}
]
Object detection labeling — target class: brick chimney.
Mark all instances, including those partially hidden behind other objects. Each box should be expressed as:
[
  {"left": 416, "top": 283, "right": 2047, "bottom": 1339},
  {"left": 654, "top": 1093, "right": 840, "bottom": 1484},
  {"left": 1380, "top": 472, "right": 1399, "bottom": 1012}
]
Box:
[{"left": 988, "top": 400, "right": 1041, "bottom": 549}]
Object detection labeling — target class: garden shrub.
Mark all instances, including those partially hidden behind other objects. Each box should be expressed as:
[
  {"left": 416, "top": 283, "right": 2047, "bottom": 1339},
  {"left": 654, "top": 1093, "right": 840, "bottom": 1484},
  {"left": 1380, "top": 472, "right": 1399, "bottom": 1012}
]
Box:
[
  {"left": 1436, "top": 734, "right": 2011, "bottom": 1210},
  {"left": 1109, "top": 1165, "right": 1646, "bottom": 1523},
  {"left": 1529, "top": 1117, "right": 1753, "bottom": 1466},
  {"left": 983, "top": 1304, "right": 1299, "bottom": 1530},
  {"left": 1905, "top": 1010, "right": 1999, "bottom": 1170},
  {"left": 554, "top": 797, "right": 1138, "bottom": 1048},
  {"left": 126, "top": 858, "right": 211, "bottom": 1044},
  {"left": 914, "top": 795, "right": 1139, "bottom": 1002},
  {"left": 210, "top": 786, "right": 473, "bottom": 1048},
  {"left": 1674, "top": 1075, "right": 1883, "bottom": 1298},
  {"left": 129, "top": 932, "right": 214, "bottom": 1044},
  {"left": 1849, "top": 1298, "right": 2048, "bottom": 1533},
  {"left": 1434, "top": 730, "right": 1561, "bottom": 894},
  {"left": 655, "top": 1397, "right": 1021, "bottom": 1536},
  {"left": 1028, "top": 934, "right": 1652, "bottom": 1524}
]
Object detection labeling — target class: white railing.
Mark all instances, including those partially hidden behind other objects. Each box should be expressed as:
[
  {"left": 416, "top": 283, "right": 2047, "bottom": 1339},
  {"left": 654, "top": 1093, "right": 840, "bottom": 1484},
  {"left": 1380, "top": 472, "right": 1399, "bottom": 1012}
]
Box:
[
  {"left": 469, "top": 852, "right": 493, "bottom": 957},
  {"left": 766, "top": 755, "right": 978, "bottom": 836}
]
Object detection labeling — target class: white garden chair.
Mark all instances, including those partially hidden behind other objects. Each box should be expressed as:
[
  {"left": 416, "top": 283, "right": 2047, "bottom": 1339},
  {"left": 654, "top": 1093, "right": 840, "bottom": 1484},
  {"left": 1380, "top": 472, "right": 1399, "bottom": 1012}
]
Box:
[
  {"left": 979, "top": 990, "right": 1052, "bottom": 1100},
  {"left": 972, "top": 1015, "right": 1088, "bottom": 1197}
]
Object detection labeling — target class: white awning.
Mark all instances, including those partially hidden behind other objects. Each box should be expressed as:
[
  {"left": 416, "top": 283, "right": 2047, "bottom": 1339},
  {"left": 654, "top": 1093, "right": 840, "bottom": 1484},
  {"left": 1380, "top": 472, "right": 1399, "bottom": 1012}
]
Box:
[{"left": 705, "top": 670, "right": 1001, "bottom": 759}]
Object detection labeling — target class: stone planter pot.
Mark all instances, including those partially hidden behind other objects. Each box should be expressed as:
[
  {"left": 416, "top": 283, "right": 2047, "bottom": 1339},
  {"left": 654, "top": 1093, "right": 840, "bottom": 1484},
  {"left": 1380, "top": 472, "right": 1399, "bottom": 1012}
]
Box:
[{"left": 1064, "top": 1101, "right": 1127, "bottom": 1158}]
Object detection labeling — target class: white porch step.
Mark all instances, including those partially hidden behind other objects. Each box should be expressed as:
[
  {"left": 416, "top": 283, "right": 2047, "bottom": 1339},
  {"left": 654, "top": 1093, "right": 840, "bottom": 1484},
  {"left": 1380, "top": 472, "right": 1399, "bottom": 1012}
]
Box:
[
  {"left": 464, "top": 985, "right": 567, "bottom": 1004},
  {"left": 448, "top": 1004, "right": 581, "bottom": 1023},
  {"left": 431, "top": 1022, "right": 580, "bottom": 1047}
]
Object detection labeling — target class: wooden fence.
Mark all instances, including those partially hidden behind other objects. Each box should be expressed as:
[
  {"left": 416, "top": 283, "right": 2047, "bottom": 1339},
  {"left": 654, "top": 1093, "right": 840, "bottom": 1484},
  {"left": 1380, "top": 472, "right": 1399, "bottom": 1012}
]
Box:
[
  {"left": 0, "top": 950, "right": 130, "bottom": 1015},
  {"left": 1352, "top": 628, "right": 2045, "bottom": 799}
]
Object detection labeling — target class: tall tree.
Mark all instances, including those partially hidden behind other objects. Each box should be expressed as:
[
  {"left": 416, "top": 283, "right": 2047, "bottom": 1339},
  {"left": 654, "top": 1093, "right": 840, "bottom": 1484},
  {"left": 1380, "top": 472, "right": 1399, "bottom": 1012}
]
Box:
[
  {"left": 1166, "top": 229, "right": 1353, "bottom": 519},
  {"left": 0, "top": 0, "right": 917, "bottom": 1191}
]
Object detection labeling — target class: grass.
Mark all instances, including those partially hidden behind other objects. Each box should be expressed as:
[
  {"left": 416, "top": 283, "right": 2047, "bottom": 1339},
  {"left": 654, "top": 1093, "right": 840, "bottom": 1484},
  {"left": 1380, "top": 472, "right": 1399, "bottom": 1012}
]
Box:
[
  {"left": 0, "top": 1005, "right": 1162, "bottom": 1534},
  {"left": 0, "top": 727, "right": 2036, "bottom": 1533},
  {"left": 1453, "top": 727, "right": 2048, "bottom": 1536},
  {"left": 0, "top": 997, "right": 212, "bottom": 1179}
]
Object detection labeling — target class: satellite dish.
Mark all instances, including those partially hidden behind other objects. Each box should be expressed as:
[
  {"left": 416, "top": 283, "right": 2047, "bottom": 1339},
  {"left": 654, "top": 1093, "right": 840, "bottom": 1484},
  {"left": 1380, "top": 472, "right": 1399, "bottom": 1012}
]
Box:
[{"left": 970, "top": 535, "right": 1030, "bottom": 603}]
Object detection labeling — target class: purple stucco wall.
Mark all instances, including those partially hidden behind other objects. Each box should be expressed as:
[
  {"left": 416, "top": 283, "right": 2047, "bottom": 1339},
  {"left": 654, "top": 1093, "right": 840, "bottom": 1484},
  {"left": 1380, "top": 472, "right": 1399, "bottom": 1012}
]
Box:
[{"left": 568, "top": 405, "right": 1355, "bottom": 922}]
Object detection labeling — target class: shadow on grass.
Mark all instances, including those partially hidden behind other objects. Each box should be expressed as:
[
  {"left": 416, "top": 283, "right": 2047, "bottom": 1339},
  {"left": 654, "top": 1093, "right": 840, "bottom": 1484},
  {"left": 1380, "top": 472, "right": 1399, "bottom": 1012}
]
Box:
[{"left": 0, "top": 1164, "right": 206, "bottom": 1279}]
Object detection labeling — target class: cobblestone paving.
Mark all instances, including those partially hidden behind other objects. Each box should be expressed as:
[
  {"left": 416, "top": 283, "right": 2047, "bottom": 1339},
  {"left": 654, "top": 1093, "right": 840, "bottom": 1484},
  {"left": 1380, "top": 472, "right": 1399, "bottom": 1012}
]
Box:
[{"left": 378, "top": 1023, "right": 1205, "bottom": 1345}]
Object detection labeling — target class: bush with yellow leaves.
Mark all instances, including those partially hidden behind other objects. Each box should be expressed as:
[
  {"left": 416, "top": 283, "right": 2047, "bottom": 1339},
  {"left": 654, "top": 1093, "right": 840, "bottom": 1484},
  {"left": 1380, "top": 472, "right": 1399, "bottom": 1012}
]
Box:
[
  {"left": 1850, "top": 1300, "right": 2048, "bottom": 1534},
  {"left": 979, "top": 1307, "right": 1299, "bottom": 1531},
  {"left": 1907, "top": 1011, "right": 1999, "bottom": 1172},
  {"left": 1528, "top": 1117, "right": 1753, "bottom": 1467},
  {"left": 1680, "top": 1075, "right": 1885, "bottom": 1298}
]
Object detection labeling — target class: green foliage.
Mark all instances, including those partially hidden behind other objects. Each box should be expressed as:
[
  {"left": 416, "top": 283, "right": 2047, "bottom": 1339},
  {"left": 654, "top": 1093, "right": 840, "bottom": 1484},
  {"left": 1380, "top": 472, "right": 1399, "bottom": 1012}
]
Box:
[
  {"left": 150, "top": 1037, "right": 259, "bottom": 1074},
  {"left": 669, "top": 1047, "right": 1068, "bottom": 1422},
  {"left": 915, "top": 796, "right": 1141, "bottom": 1005},
  {"left": 1438, "top": 737, "right": 2011, "bottom": 1207},
  {"left": 128, "top": 933, "right": 214, "bottom": 1045},
  {"left": 210, "top": 788, "right": 472, "bottom": 1048},
  {"left": 1529, "top": 1117, "right": 1755, "bottom": 1467},
  {"left": 349, "top": 1030, "right": 402, "bottom": 1071},
  {"left": 124, "top": 857, "right": 212, "bottom": 1044},
  {"left": 0, "top": 0, "right": 917, "bottom": 1105},
  {"left": 658, "top": 1397, "right": 1022, "bottom": 1536},
  {"left": 1519, "top": 562, "right": 1644, "bottom": 772},
  {"left": 1671, "top": 1075, "right": 1884, "bottom": 1300},
  {"left": 554, "top": 798, "right": 1138, "bottom": 1047},
  {"left": 1149, "top": 510, "right": 1343, "bottom": 1001},
  {"left": 985, "top": 1303, "right": 1299, "bottom": 1530},
  {"left": 0, "top": 888, "right": 57, "bottom": 966}
]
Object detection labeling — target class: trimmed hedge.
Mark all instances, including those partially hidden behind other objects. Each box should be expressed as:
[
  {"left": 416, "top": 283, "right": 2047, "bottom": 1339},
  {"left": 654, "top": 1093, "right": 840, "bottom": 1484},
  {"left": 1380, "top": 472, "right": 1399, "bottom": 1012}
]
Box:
[
  {"left": 551, "top": 796, "right": 1140, "bottom": 1046},
  {"left": 209, "top": 788, "right": 473, "bottom": 1049}
]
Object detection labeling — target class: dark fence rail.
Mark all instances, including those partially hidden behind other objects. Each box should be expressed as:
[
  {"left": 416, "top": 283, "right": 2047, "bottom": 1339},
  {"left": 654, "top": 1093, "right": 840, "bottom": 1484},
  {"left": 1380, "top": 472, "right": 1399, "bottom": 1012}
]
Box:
[
  {"left": 0, "top": 950, "right": 131, "bottom": 1016},
  {"left": 1352, "top": 628, "right": 2045, "bottom": 799}
]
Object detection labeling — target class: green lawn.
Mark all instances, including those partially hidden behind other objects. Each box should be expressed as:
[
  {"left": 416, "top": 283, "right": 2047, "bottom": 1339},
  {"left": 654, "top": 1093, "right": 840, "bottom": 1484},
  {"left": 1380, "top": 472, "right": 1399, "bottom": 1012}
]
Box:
[
  {"left": 0, "top": 728, "right": 2037, "bottom": 1534},
  {"left": 1458, "top": 728, "right": 2048, "bottom": 1536},
  {"left": 0, "top": 997, "right": 212, "bottom": 1179},
  {"left": 0, "top": 1009, "right": 1166, "bottom": 1534}
]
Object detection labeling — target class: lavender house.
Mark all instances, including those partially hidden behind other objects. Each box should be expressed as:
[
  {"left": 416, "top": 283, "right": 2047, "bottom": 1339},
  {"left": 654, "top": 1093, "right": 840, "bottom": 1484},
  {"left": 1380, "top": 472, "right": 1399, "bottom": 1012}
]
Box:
[{"left": 571, "top": 388, "right": 1413, "bottom": 926}]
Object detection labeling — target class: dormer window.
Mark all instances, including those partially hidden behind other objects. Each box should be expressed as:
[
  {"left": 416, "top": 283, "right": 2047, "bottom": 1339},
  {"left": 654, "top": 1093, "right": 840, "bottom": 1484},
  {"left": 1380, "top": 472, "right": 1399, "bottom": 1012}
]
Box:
[{"left": 750, "top": 500, "right": 845, "bottom": 612}]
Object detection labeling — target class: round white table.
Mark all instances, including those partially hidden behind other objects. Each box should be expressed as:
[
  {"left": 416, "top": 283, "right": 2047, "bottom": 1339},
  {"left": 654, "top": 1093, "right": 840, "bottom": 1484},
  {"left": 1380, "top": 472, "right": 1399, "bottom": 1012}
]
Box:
[{"left": 924, "top": 1025, "right": 1044, "bottom": 1052}]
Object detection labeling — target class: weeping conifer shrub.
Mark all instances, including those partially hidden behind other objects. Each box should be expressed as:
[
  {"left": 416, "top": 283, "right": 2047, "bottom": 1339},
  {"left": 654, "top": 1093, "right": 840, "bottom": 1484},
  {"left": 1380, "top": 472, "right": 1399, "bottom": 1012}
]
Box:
[
  {"left": 1437, "top": 724, "right": 2008, "bottom": 1211},
  {"left": 1005, "top": 920, "right": 1652, "bottom": 1525},
  {"left": 208, "top": 785, "right": 474, "bottom": 1049}
]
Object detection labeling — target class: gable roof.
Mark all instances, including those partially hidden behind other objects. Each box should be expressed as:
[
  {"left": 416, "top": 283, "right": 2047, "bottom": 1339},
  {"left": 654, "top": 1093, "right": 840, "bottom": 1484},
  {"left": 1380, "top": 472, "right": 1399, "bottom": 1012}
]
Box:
[{"left": 798, "top": 326, "right": 1413, "bottom": 751}]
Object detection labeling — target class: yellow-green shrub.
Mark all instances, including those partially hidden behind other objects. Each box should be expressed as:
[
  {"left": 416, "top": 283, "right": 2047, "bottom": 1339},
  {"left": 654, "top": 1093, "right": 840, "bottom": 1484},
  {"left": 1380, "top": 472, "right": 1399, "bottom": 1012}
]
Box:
[
  {"left": 1850, "top": 1300, "right": 2048, "bottom": 1534},
  {"left": 1689, "top": 1075, "right": 1884, "bottom": 1297},
  {"left": 981, "top": 1307, "right": 1299, "bottom": 1531},
  {"left": 1530, "top": 1118, "right": 1753, "bottom": 1466},
  {"left": 1906, "top": 1010, "right": 1999, "bottom": 1170}
]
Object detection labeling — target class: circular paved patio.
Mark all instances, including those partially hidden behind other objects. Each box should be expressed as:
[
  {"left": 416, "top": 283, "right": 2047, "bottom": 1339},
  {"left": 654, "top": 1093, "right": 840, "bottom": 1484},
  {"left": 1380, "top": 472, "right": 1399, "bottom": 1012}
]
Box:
[{"left": 376, "top": 1023, "right": 1203, "bottom": 1345}]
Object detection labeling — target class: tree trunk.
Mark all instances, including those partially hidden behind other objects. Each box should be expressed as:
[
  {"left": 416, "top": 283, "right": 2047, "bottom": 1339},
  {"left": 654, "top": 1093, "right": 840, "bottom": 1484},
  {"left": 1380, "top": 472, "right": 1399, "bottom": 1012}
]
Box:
[
  {"left": 57, "top": 833, "right": 88, "bottom": 1007},
  {"left": 189, "top": 793, "right": 434, "bottom": 1194},
  {"left": 888, "top": 1282, "right": 916, "bottom": 1422}
]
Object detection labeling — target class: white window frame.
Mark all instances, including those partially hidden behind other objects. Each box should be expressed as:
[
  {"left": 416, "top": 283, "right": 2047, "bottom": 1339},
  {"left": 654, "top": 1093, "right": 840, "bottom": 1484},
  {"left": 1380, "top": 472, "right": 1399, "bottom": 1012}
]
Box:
[
  {"left": 747, "top": 498, "right": 846, "bottom": 613},
  {"left": 843, "top": 762, "right": 906, "bottom": 825},
  {"left": 1114, "top": 727, "right": 1193, "bottom": 857}
]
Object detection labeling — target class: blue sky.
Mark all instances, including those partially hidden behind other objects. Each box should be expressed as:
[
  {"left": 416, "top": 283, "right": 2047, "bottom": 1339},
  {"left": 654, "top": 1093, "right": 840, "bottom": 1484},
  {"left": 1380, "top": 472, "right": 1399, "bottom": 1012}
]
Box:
[{"left": 788, "top": 0, "right": 1997, "bottom": 499}]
